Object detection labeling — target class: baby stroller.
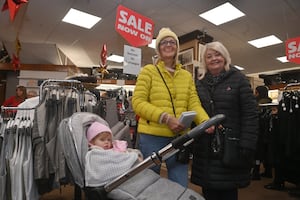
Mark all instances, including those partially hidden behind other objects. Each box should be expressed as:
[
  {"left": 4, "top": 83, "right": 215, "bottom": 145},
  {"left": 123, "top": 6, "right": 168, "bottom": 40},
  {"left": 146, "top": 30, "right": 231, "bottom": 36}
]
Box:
[{"left": 57, "top": 112, "right": 225, "bottom": 200}]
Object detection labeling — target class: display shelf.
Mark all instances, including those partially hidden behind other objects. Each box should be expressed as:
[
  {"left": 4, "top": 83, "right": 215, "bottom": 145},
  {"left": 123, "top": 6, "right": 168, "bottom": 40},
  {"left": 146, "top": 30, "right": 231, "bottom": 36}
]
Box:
[
  {"left": 179, "top": 38, "right": 205, "bottom": 80},
  {"left": 97, "top": 79, "right": 136, "bottom": 85}
]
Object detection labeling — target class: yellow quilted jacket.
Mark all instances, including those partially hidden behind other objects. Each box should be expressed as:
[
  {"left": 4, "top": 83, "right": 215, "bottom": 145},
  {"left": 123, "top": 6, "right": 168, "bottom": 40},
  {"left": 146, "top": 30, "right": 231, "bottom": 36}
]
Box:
[{"left": 132, "top": 60, "right": 209, "bottom": 137}]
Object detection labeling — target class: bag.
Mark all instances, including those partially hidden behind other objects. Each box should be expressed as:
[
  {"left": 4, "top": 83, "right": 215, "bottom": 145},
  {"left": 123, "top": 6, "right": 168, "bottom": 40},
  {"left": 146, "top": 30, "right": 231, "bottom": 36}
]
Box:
[
  {"left": 176, "top": 147, "right": 191, "bottom": 164},
  {"left": 222, "top": 128, "right": 241, "bottom": 167},
  {"left": 222, "top": 129, "right": 253, "bottom": 168}
]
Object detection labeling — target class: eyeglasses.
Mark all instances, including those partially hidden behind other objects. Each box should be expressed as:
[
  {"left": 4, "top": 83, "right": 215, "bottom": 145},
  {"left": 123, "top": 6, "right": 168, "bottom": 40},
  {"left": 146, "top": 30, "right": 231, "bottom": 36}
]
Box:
[{"left": 160, "top": 40, "right": 177, "bottom": 46}]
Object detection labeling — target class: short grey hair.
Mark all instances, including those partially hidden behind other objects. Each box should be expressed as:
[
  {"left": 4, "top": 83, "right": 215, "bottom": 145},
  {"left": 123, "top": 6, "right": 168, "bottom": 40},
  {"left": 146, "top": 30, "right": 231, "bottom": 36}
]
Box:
[{"left": 199, "top": 41, "right": 231, "bottom": 79}]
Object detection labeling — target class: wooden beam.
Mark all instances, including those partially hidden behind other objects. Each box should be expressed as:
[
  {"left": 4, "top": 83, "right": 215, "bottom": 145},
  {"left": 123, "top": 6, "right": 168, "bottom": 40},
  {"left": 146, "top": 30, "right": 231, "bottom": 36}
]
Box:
[{"left": 0, "top": 63, "right": 77, "bottom": 72}]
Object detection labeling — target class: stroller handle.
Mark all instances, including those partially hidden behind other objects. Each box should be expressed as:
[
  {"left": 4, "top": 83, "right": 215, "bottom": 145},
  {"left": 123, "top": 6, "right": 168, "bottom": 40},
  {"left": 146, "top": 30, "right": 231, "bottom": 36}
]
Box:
[
  {"left": 104, "top": 114, "right": 225, "bottom": 193},
  {"left": 171, "top": 114, "right": 226, "bottom": 149}
]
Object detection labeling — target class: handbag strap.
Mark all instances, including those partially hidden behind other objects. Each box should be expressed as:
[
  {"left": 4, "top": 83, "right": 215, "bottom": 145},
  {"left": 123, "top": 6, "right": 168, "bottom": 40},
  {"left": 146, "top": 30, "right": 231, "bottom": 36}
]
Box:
[{"left": 155, "top": 66, "right": 176, "bottom": 116}]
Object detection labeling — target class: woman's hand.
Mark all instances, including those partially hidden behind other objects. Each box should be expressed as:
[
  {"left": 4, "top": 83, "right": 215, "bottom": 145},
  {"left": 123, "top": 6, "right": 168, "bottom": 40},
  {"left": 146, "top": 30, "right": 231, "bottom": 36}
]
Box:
[
  {"left": 205, "top": 125, "right": 215, "bottom": 134},
  {"left": 165, "top": 115, "right": 185, "bottom": 133}
]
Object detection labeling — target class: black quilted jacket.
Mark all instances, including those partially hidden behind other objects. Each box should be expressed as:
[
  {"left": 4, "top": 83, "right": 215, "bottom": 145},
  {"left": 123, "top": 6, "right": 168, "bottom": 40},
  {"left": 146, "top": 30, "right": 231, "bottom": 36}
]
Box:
[{"left": 191, "top": 66, "right": 259, "bottom": 189}]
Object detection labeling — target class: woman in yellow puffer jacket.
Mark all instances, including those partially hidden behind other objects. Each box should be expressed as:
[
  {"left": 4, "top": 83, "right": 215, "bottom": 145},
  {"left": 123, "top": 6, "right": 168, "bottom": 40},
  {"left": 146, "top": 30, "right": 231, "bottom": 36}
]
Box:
[{"left": 132, "top": 27, "right": 209, "bottom": 187}]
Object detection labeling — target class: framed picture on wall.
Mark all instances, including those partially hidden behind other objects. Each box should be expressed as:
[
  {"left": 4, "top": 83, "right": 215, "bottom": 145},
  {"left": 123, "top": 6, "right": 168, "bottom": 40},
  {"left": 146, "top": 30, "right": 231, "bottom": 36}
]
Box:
[
  {"left": 182, "top": 64, "right": 194, "bottom": 75},
  {"left": 178, "top": 48, "right": 193, "bottom": 65},
  {"left": 198, "top": 43, "right": 204, "bottom": 63}
]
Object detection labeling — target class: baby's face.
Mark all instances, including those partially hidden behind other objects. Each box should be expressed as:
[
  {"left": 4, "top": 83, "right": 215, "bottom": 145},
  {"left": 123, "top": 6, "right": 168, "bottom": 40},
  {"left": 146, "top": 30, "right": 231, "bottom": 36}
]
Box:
[{"left": 91, "top": 132, "right": 112, "bottom": 149}]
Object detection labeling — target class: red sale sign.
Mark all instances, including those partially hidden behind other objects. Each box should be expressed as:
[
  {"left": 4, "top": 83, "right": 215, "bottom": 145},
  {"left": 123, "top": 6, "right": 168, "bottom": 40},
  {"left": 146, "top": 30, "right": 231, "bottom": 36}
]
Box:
[
  {"left": 115, "top": 5, "right": 154, "bottom": 47},
  {"left": 286, "top": 36, "right": 300, "bottom": 64}
]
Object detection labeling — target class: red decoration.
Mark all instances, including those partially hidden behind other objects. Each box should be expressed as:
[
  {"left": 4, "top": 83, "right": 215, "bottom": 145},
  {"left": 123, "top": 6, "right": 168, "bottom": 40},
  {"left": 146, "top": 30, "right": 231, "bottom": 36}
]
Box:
[
  {"left": 2, "top": 0, "right": 28, "bottom": 21},
  {"left": 100, "top": 44, "right": 107, "bottom": 67},
  {"left": 98, "top": 44, "right": 109, "bottom": 79},
  {"left": 12, "top": 53, "right": 20, "bottom": 71},
  {"left": 10, "top": 37, "right": 21, "bottom": 71},
  {"left": 15, "top": 36, "right": 21, "bottom": 55}
]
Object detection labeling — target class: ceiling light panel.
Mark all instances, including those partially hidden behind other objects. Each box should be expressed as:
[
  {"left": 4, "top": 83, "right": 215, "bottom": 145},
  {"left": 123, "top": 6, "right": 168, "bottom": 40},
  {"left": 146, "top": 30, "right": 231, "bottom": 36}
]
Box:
[
  {"left": 62, "top": 8, "right": 101, "bottom": 29},
  {"left": 276, "top": 56, "right": 289, "bottom": 63},
  {"left": 234, "top": 65, "right": 245, "bottom": 70},
  {"left": 199, "top": 2, "right": 245, "bottom": 25},
  {"left": 248, "top": 35, "right": 282, "bottom": 48},
  {"left": 107, "top": 55, "right": 124, "bottom": 63}
]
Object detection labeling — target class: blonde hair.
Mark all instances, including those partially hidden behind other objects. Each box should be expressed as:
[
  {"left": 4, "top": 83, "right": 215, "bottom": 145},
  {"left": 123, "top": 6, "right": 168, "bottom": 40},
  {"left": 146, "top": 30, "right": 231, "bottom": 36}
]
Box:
[{"left": 199, "top": 41, "right": 231, "bottom": 79}]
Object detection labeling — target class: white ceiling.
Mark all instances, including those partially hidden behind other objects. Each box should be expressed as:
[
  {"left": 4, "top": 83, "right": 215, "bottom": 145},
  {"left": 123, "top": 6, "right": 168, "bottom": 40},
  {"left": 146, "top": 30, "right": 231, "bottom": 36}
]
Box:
[{"left": 1, "top": 0, "right": 300, "bottom": 76}]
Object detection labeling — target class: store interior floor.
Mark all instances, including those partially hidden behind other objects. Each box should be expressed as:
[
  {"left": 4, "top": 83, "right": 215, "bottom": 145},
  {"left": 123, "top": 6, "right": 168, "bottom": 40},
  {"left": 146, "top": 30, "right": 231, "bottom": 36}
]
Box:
[{"left": 40, "top": 163, "right": 300, "bottom": 200}]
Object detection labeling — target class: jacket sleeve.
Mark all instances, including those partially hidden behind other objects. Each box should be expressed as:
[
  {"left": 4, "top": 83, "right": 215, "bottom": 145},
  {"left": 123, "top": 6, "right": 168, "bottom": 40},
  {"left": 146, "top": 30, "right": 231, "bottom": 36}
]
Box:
[
  {"left": 132, "top": 65, "right": 165, "bottom": 123},
  {"left": 238, "top": 75, "right": 259, "bottom": 150},
  {"left": 187, "top": 76, "right": 209, "bottom": 125}
]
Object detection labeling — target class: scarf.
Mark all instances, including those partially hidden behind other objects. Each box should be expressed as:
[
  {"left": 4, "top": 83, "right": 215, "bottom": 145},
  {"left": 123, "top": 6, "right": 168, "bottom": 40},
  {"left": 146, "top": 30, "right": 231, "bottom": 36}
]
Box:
[{"left": 205, "top": 70, "right": 226, "bottom": 88}]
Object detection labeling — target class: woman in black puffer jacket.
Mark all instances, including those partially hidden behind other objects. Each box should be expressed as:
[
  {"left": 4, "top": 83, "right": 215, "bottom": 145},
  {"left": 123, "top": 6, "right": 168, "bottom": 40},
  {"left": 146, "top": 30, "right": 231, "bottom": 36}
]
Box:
[{"left": 191, "top": 41, "right": 259, "bottom": 200}]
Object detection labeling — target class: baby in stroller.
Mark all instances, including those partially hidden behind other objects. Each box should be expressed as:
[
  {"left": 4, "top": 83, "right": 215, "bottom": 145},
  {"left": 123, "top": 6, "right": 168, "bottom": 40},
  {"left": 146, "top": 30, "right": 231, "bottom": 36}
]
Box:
[
  {"left": 85, "top": 121, "right": 142, "bottom": 187},
  {"left": 58, "top": 112, "right": 206, "bottom": 200}
]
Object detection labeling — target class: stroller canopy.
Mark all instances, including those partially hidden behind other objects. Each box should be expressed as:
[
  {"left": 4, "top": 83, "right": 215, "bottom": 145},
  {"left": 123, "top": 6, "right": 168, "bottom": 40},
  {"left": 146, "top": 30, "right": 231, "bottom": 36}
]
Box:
[{"left": 58, "top": 112, "right": 108, "bottom": 188}]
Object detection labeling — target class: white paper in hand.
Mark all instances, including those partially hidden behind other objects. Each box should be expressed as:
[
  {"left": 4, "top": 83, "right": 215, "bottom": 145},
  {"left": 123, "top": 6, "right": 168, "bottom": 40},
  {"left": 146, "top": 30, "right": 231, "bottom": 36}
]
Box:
[{"left": 179, "top": 111, "right": 197, "bottom": 129}]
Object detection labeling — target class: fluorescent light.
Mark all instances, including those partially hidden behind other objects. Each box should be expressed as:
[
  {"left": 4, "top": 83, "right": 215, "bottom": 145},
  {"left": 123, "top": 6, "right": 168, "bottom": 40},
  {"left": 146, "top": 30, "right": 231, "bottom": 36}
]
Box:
[
  {"left": 276, "top": 56, "right": 289, "bottom": 63},
  {"left": 248, "top": 35, "right": 282, "bottom": 48},
  {"left": 199, "top": 2, "right": 245, "bottom": 25},
  {"left": 62, "top": 8, "right": 101, "bottom": 29},
  {"left": 107, "top": 54, "right": 124, "bottom": 63},
  {"left": 234, "top": 65, "right": 244, "bottom": 70},
  {"left": 148, "top": 39, "right": 156, "bottom": 49}
]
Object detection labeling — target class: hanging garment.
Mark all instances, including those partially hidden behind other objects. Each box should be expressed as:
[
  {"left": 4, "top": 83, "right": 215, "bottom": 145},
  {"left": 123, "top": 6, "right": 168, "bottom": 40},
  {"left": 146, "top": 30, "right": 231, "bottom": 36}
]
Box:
[
  {"left": 22, "top": 126, "right": 39, "bottom": 199},
  {"left": 33, "top": 96, "right": 49, "bottom": 182},
  {"left": 105, "top": 99, "right": 119, "bottom": 127},
  {"left": 0, "top": 123, "right": 8, "bottom": 200},
  {"left": 277, "top": 90, "right": 300, "bottom": 184},
  {"left": 9, "top": 125, "right": 25, "bottom": 200}
]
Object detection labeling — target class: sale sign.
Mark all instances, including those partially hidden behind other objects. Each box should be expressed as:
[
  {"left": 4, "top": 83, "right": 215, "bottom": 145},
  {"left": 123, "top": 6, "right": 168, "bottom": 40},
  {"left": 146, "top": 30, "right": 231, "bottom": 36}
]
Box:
[
  {"left": 115, "top": 5, "right": 154, "bottom": 47},
  {"left": 286, "top": 36, "right": 300, "bottom": 64}
]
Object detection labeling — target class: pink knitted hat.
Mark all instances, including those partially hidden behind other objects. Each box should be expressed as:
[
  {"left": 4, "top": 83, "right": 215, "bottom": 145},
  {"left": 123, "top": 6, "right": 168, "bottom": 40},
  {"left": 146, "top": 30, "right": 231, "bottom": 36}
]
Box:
[{"left": 86, "top": 121, "right": 112, "bottom": 142}]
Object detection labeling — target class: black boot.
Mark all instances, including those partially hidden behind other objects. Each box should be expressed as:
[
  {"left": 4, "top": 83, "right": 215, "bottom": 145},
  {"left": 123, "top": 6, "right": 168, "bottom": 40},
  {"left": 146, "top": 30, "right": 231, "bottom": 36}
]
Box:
[{"left": 252, "top": 165, "right": 261, "bottom": 180}]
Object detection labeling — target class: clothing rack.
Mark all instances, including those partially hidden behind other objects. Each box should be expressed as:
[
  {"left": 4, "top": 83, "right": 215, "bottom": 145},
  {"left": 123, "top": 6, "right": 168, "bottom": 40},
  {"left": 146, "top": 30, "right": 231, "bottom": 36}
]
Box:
[
  {"left": 283, "top": 82, "right": 300, "bottom": 90},
  {"left": 0, "top": 79, "right": 99, "bottom": 200},
  {"left": 1, "top": 79, "right": 135, "bottom": 199},
  {"left": 1, "top": 105, "right": 36, "bottom": 115},
  {"left": 39, "top": 79, "right": 83, "bottom": 101},
  {"left": 277, "top": 84, "right": 300, "bottom": 186},
  {"left": 1, "top": 105, "right": 35, "bottom": 122},
  {"left": 1, "top": 79, "right": 85, "bottom": 119}
]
